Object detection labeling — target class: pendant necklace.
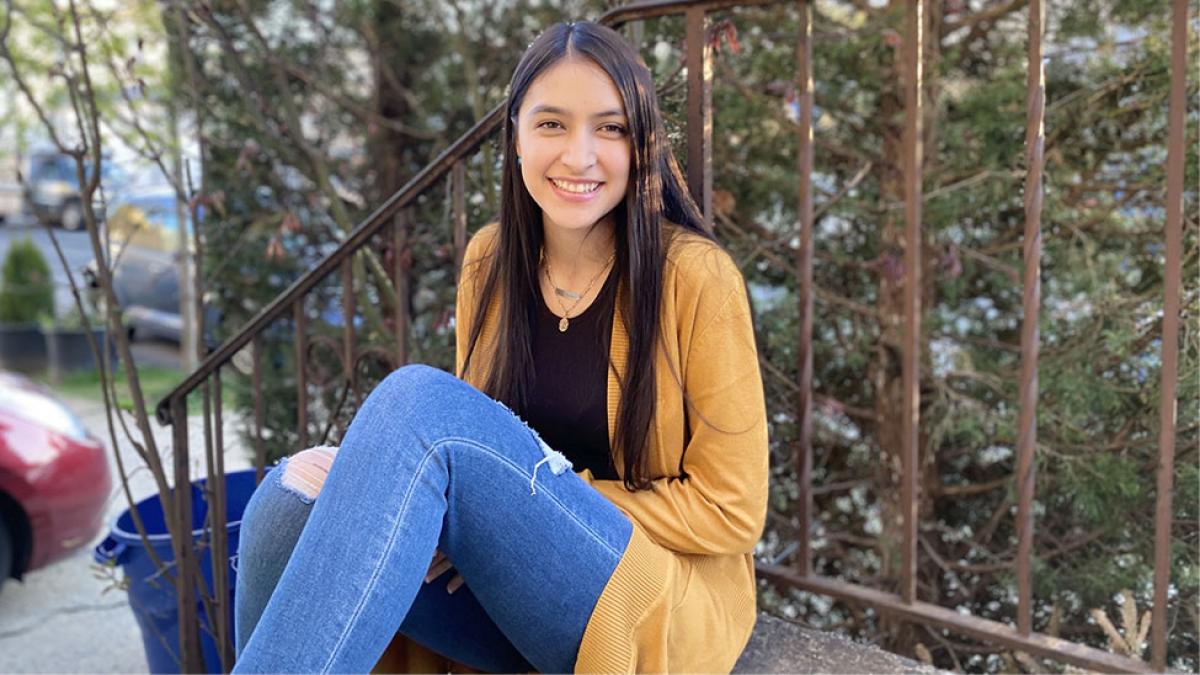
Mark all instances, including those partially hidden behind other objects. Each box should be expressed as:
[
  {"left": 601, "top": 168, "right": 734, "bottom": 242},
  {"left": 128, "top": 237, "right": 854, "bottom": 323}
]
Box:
[{"left": 542, "top": 248, "right": 615, "bottom": 332}]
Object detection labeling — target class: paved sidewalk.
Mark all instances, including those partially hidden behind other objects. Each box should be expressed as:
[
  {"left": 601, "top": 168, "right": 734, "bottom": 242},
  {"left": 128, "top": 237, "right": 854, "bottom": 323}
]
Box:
[{"left": 0, "top": 395, "right": 250, "bottom": 673}]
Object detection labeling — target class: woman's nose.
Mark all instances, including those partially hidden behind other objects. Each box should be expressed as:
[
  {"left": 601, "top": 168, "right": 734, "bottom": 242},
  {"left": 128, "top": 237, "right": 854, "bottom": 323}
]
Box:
[{"left": 560, "top": 131, "right": 597, "bottom": 171}]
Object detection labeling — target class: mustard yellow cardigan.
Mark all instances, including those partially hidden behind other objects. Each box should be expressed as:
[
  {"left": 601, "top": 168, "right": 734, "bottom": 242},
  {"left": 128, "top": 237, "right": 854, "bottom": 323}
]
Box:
[{"left": 374, "top": 223, "right": 768, "bottom": 673}]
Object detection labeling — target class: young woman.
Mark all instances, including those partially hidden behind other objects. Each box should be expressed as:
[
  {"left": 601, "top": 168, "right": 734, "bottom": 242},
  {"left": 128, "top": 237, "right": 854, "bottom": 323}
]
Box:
[{"left": 233, "top": 20, "right": 768, "bottom": 674}]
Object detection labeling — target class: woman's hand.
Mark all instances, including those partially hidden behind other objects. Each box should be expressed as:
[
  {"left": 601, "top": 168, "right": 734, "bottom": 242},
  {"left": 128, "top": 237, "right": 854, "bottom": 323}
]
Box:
[{"left": 425, "top": 549, "right": 465, "bottom": 594}]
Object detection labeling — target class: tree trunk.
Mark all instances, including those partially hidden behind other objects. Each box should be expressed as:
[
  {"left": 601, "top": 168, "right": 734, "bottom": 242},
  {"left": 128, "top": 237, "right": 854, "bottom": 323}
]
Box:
[{"left": 368, "top": 0, "right": 414, "bottom": 367}]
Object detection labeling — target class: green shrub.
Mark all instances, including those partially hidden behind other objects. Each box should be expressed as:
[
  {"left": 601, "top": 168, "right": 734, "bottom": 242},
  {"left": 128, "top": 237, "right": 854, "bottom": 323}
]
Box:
[{"left": 0, "top": 238, "right": 55, "bottom": 324}]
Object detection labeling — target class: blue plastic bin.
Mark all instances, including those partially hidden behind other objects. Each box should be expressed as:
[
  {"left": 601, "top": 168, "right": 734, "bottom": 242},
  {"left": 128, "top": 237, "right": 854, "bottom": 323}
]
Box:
[{"left": 94, "top": 468, "right": 266, "bottom": 673}]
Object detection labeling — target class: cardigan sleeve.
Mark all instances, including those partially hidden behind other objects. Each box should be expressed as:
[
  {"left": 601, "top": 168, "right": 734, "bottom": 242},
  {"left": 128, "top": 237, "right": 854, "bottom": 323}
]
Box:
[{"left": 584, "top": 254, "right": 770, "bottom": 556}]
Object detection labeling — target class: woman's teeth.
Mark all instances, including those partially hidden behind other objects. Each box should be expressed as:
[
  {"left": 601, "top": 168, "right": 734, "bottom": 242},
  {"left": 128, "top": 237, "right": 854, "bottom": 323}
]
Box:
[{"left": 550, "top": 178, "right": 601, "bottom": 193}]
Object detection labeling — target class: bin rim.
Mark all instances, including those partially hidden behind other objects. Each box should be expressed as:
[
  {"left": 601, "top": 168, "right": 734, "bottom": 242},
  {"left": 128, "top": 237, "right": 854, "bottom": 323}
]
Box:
[{"left": 107, "top": 468, "right": 259, "bottom": 546}]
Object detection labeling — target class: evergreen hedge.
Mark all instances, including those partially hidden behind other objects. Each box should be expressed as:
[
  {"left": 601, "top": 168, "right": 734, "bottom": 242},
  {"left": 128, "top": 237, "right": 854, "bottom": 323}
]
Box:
[{"left": 0, "top": 237, "right": 55, "bottom": 324}]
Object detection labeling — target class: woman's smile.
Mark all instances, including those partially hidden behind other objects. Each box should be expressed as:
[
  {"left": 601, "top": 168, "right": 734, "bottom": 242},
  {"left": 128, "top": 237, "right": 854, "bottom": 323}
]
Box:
[{"left": 548, "top": 176, "right": 605, "bottom": 201}]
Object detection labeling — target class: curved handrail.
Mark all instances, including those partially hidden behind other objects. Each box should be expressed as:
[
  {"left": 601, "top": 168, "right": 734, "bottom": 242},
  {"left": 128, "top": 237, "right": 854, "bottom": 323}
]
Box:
[
  {"left": 156, "top": 0, "right": 777, "bottom": 425},
  {"left": 598, "top": 0, "right": 776, "bottom": 25},
  {"left": 155, "top": 105, "right": 503, "bottom": 425}
]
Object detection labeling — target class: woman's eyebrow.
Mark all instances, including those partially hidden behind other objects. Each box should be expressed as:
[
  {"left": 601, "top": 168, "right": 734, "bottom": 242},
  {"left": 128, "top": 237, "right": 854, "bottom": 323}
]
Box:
[{"left": 528, "top": 104, "right": 626, "bottom": 119}]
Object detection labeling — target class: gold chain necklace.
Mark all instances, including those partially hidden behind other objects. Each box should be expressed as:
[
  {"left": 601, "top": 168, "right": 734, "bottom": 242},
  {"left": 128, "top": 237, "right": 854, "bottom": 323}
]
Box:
[{"left": 542, "top": 249, "right": 615, "bottom": 332}]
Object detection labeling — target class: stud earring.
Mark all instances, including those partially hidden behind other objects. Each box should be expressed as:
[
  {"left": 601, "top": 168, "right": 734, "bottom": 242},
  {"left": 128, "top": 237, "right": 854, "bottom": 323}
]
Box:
[{"left": 517, "top": 157, "right": 522, "bottom": 165}]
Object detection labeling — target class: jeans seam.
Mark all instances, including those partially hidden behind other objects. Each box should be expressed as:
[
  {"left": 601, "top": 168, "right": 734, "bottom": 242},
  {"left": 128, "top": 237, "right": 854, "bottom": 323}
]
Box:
[
  {"left": 321, "top": 443, "right": 441, "bottom": 673},
  {"left": 431, "top": 436, "right": 626, "bottom": 558}
]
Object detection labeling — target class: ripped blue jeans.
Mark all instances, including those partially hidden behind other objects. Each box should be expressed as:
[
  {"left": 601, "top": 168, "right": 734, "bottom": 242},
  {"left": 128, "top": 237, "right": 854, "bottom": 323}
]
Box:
[{"left": 232, "top": 364, "right": 634, "bottom": 674}]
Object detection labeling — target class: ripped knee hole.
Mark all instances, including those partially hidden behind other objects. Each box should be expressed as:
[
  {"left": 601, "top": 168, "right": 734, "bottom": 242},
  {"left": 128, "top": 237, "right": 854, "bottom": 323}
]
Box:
[{"left": 279, "top": 445, "right": 339, "bottom": 499}]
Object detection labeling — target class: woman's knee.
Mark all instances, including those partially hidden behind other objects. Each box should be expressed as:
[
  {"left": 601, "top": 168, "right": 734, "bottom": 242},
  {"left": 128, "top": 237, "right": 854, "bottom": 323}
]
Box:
[
  {"left": 277, "top": 445, "right": 339, "bottom": 500},
  {"left": 368, "top": 364, "right": 463, "bottom": 412}
]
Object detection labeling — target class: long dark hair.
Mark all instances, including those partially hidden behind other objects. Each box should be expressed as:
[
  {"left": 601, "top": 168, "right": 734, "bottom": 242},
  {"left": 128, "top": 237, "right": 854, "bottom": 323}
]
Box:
[{"left": 461, "top": 21, "right": 711, "bottom": 491}]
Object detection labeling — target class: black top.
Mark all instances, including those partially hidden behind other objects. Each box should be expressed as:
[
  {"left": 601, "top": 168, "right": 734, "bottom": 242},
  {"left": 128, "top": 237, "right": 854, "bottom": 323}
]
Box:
[{"left": 521, "top": 266, "right": 620, "bottom": 480}]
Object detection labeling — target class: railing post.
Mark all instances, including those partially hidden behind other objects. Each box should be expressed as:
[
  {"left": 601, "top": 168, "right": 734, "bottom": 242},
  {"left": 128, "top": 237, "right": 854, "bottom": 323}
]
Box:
[
  {"left": 627, "top": 18, "right": 644, "bottom": 48},
  {"left": 393, "top": 210, "right": 410, "bottom": 367},
  {"left": 453, "top": 161, "right": 467, "bottom": 282},
  {"left": 900, "top": 0, "right": 924, "bottom": 606},
  {"left": 212, "top": 368, "right": 233, "bottom": 670},
  {"left": 198, "top": 375, "right": 223, "bottom": 669},
  {"left": 252, "top": 335, "right": 265, "bottom": 482},
  {"left": 334, "top": 259, "right": 361, "bottom": 440},
  {"left": 685, "top": 6, "right": 713, "bottom": 228},
  {"left": 794, "top": 0, "right": 815, "bottom": 577},
  {"left": 1015, "top": 0, "right": 1045, "bottom": 637},
  {"left": 1152, "top": 0, "right": 1189, "bottom": 668},
  {"left": 295, "top": 301, "right": 309, "bottom": 450},
  {"left": 170, "top": 394, "right": 203, "bottom": 671},
  {"left": 341, "top": 260, "right": 356, "bottom": 414}
]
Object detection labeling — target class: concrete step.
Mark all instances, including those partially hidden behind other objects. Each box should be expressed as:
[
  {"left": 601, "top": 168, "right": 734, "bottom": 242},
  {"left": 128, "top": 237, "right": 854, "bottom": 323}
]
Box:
[{"left": 734, "top": 612, "right": 941, "bottom": 674}]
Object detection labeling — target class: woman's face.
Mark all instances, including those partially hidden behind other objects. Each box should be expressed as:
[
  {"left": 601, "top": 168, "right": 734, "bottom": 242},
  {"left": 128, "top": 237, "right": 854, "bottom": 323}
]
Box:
[{"left": 514, "top": 57, "right": 631, "bottom": 234}]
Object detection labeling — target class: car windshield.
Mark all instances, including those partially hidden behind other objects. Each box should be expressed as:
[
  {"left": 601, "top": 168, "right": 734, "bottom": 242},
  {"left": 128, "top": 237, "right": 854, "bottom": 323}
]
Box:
[
  {"left": 28, "top": 155, "right": 104, "bottom": 184},
  {"left": 30, "top": 156, "right": 75, "bottom": 183}
]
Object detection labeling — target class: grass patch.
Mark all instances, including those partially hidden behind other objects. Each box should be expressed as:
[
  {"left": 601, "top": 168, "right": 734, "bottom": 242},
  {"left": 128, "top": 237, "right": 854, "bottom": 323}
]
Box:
[
  {"left": 52, "top": 365, "right": 181, "bottom": 406},
  {"left": 44, "top": 365, "right": 235, "bottom": 416}
]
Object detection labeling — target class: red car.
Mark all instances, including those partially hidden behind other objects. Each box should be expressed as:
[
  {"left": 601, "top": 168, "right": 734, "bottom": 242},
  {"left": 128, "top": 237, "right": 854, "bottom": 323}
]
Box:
[{"left": 0, "top": 371, "right": 111, "bottom": 590}]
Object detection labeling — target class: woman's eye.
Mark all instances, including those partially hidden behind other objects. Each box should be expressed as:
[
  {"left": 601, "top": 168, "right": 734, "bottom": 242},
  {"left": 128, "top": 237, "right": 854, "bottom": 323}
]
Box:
[
  {"left": 537, "top": 120, "right": 563, "bottom": 130},
  {"left": 600, "top": 124, "right": 628, "bottom": 135}
]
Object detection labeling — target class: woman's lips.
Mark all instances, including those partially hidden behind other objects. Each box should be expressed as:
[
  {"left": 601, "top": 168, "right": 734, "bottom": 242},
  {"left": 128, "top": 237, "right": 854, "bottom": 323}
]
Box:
[{"left": 548, "top": 177, "right": 604, "bottom": 203}]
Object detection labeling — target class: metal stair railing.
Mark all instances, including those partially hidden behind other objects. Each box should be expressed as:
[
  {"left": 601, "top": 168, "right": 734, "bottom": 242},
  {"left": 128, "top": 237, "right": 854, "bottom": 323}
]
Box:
[{"left": 149, "top": 0, "right": 1190, "bottom": 672}]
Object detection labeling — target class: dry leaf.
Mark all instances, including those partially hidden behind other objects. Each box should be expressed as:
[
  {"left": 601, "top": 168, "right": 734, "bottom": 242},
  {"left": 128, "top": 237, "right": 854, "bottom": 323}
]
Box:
[
  {"left": 1134, "top": 610, "right": 1151, "bottom": 656},
  {"left": 1048, "top": 601, "right": 1062, "bottom": 638},
  {"left": 1014, "top": 651, "right": 1040, "bottom": 672},
  {"left": 713, "top": 188, "right": 736, "bottom": 216},
  {"left": 914, "top": 642, "right": 933, "bottom": 665},
  {"left": 1090, "top": 607, "right": 1124, "bottom": 651},
  {"left": 1120, "top": 589, "right": 1138, "bottom": 641}
]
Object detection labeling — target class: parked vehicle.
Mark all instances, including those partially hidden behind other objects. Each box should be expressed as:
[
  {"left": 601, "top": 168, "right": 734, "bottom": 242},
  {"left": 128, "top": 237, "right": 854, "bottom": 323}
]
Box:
[
  {"left": 22, "top": 150, "right": 120, "bottom": 231},
  {"left": 84, "top": 190, "right": 218, "bottom": 344},
  {"left": 0, "top": 370, "right": 111, "bottom": 591},
  {"left": 25, "top": 152, "right": 89, "bottom": 230}
]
